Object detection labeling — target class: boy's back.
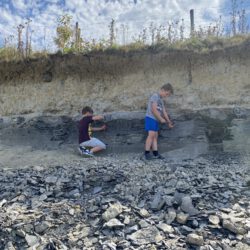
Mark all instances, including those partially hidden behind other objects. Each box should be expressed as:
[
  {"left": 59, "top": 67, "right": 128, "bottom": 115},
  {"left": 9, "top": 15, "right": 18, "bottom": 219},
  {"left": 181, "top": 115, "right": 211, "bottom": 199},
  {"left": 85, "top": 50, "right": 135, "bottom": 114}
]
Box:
[{"left": 78, "top": 116, "right": 93, "bottom": 144}]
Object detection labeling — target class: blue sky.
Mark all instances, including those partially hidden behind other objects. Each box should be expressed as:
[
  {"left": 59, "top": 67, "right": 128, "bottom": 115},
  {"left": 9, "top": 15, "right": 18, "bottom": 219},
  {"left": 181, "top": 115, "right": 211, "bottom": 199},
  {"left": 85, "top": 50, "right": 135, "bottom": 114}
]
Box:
[{"left": 0, "top": 0, "right": 249, "bottom": 51}]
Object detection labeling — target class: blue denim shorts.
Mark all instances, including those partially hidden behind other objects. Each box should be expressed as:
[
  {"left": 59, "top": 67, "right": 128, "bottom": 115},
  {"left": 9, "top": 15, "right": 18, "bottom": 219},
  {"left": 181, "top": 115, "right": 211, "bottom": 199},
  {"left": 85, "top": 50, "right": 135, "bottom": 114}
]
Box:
[{"left": 145, "top": 116, "right": 159, "bottom": 131}]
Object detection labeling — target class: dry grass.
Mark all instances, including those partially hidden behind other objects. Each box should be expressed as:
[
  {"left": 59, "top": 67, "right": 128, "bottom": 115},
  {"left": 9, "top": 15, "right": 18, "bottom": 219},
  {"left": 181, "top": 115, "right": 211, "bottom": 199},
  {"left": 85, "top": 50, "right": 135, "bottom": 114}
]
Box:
[
  {"left": 155, "top": 34, "right": 250, "bottom": 53},
  {"left": 0, "top": 47, "right": 21, "bottom": 62},
  {"left": 0, "top": 34, "right": 250, "bottom": 62}
]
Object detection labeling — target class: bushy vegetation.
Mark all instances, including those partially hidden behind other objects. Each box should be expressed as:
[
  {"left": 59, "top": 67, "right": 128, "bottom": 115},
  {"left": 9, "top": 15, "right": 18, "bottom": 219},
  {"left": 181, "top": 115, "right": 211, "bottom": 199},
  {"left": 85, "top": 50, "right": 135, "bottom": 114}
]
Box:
[{"left": 0, "top": 0, "right": 249, "bottom": 61}]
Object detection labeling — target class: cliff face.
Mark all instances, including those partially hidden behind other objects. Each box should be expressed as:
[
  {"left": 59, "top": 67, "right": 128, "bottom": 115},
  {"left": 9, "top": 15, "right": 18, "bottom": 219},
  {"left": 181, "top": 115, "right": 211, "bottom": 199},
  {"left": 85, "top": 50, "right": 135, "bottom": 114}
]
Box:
[
  {"left": 2, "top": 46, "right": 250, "bottom": 250},
  {"left": 0, "top": 41, "right": 250, "bottom": 116}
]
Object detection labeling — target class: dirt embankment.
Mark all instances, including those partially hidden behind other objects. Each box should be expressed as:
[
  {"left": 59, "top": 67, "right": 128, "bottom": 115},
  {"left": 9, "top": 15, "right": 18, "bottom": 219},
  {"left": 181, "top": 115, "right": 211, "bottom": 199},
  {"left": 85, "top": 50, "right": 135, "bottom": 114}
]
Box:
[{"left": 0, "top": 41, "right": 250, "bottom": 116}]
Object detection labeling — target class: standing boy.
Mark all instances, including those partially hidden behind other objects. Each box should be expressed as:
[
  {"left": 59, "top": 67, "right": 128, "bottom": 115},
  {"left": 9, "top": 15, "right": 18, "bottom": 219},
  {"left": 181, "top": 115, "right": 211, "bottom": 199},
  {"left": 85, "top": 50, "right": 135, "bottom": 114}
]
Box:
[
  {"left": 78, "top": 106, "right": 106, "bottom": 157},
  {"left": 144, "top": 83, "right": 174, "bottom": 160}
]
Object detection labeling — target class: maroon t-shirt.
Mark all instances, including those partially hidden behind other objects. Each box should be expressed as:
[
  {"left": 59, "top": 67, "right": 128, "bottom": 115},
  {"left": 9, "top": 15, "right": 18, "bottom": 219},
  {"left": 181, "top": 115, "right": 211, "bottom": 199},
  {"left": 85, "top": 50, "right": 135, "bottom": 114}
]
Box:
[{"left": 79, "top": 116, "right": 93, "bottom": 144}]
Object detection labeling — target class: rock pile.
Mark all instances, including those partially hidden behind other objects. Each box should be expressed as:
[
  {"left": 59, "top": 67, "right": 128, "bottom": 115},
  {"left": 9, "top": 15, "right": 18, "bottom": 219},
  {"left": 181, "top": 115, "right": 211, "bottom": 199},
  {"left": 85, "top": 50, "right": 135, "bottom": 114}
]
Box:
[{"left": 0, "top": 152, "right": 249, "bottom": 249}]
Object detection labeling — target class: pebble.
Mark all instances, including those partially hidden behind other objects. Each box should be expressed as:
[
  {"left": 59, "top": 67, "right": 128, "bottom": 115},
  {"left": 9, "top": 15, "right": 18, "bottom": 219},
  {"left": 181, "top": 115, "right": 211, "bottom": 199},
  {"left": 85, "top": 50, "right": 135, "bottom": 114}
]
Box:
[
  {"left": 157, "top": 223, "right": 174, "bottom": 234},
  {"left": 186, "top": 233, "right": 204, "bottom": 246},
  {"left": 209, "top": 215, "right": 220, "bottom": 225},
  {"left": 102, "top": 202, "right": 123, "bottom": 221},
  {"left": 176, "top": 212, "right": 189, "bottom": 224},
  {"left": 104, "top": 218, "right": 124, "bottom": 228}
]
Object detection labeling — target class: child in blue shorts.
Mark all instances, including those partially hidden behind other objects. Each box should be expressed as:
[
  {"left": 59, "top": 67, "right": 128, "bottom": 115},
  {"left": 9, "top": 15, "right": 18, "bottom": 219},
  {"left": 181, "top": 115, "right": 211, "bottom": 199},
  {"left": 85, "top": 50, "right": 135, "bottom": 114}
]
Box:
[{"left": 144, "top": 83, "right": 174, "bottom": 160}]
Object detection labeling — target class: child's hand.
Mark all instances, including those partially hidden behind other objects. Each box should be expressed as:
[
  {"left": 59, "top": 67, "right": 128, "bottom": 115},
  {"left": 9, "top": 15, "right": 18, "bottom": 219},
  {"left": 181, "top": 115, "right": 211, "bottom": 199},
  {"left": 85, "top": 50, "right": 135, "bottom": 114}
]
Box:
[
  {"left": 160, "top": 118, "right": 166, "bottom": 124},
  {"left": 168, "top": 122, "right": 174, "bottom": 129},
  {"left": 101, "top": 124, "right": 107, "bottom": 131}
]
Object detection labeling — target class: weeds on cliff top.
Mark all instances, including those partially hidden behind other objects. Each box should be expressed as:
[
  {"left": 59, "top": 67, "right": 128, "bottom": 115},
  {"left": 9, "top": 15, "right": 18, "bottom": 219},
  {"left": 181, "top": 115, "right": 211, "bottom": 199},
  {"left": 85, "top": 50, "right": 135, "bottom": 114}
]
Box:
[
  {"left": 101, "top": 34, "right": 250, "bottom": 54},
  {"left": 0, "top": 47, "right": 21, "bottom": 62},
  {"left": 1, "top": 34, "right": 249, "bottom": 62},
  {"left": 0, "top": 47, "right": 49, "bottom": 62},
  {"left": 0, "top": 0, "right": 249, "bottom": 61},
  {"left": 170, "top": 34, "right": 250, "bottom": 52}
]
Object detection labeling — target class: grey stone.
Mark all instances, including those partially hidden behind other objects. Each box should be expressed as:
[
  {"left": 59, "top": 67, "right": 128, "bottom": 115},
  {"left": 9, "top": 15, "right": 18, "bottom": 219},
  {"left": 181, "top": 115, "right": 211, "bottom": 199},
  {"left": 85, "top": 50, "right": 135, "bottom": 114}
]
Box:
[
  {"left": 139, "top": 208, "right": 150, "bottom": 218},
  {"left": 0, "top": 199, "right": 7, "bottom": 207},
  {"left": 186, "top": 233, "right": 204, "bottom": 246},
  {"left": 15, "top": 229, "right": 26, "bottom": 238},
  {"left": 164, "top": 195, "right": 174, "bottom": 207},
  {"left": 127, "top": 226, "right": 163, "bottom": 245},
  {"left": 104, "top": 218, "right": 124, "bottom": 228},
  {"left": 209, "top": 215, "right": 220, "bottom": 225},
  {"left": 69, "top": 208, "right": 75, "bottom": 215},
  {"left": 93, "top": 186, "right": 102, "bottom": 194},
  {"left": 81, "top": 227, "right": 91, "bottom": 238},
  {"left": 235, "top": 242, "right": 250, "bottom": 250},
  {"left": 139, "top": 220, "right": 150, "bottom": 228},
  {"left": 222, "top": 220, "right": 247, "bottom": 235},
  {"left": 220, "top": 208, "right": 232, "bottom": 213},
  {"left": 192, "top": 219, "right": 199, "bottom": 228},
  {"left": 39, "top": 193, "right": 48, "bottom": 201},
  {"left": 246, "top": 176, "right": 250, "bottom": 186},
  {"left": 34, "top": 221, "right": 50, "bottom": 234},
  {"left": 173, "top": 191, "right": 185, "bottom": 205},
  {"left": 68, "top": 189, "right": 81, "bottom": 198},
  {"left": 31, "top": 198, "right": 43, "bottom": 209},
  {"left": 176, "top": 212, "right": 189, "bottom": 224},
  {"left": 102, "top": 202, "right": 123, "bottom": 221},
  {"left": 157, "top": 223, "right": 174, "bottom": 234},
  {"left": 4, "top": 242, "right": 16, "bottom": 250},
  {"left": 244, "top": 231, "right": 250, "bottom": 244},
  {"left": 25, "top": 234, "right": 39, "bottom": 247},
  {"left": 165, "top": 208, "right": 176, "bottom": 224},
  {"left": 180, "top": 196, "right": 199, "bottom": 216},
  {"left": 150, "top": 192, "right": 165, "bottom": 211},
  {"left": 182, "top": 225, "right": 194, "bottom": 233},
  {"left": 125, "top": 225, "right": 139, "bottom": 234},
  {"left": 123, "top": 215, "right": 130, "bottom": 225},
  {"left": 45, "top": 176, "right": 58, "bottom": 184}
]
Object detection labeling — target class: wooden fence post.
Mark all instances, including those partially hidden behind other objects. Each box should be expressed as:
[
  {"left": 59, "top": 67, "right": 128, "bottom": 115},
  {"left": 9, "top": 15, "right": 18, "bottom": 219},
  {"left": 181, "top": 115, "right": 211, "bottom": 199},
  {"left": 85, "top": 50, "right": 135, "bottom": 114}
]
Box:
[{"left": 190, "top": 9, "right": 194, "bottom": 37}]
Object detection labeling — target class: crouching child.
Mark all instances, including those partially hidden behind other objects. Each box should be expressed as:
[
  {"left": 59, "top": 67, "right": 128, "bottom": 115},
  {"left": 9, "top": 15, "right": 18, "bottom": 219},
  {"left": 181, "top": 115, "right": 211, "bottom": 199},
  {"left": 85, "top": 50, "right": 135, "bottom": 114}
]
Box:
[{"left": 78, "top": 106, "right": 106, "bottom": 157}]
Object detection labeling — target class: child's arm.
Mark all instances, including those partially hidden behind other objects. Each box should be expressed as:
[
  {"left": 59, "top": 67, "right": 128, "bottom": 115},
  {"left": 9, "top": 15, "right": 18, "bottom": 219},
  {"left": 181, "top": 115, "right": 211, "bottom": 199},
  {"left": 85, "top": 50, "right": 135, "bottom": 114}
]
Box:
[
  {"left": 163, "top": 108, "right": 174, "bottom": 128},
  {"left": 92, "top": 124, "right": 106, "bottom": 131},
  {"left": 152, "top": 103, "right": 166, "bottom": 123},
  {"left": 92, "top": 115, "right": 104, "bottom": 121}
]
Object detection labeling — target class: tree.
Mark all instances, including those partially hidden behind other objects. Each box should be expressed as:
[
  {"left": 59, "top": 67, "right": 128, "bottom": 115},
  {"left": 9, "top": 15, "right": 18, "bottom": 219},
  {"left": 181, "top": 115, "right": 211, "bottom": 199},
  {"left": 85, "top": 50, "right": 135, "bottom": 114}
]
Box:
[
  {"left": 25, "top": 18, "right": 32, "bottom": 57},
  {"left": 109, "top": 19, "right": 116, "bottom": 46},
  {"left": 17, "top": 24, "right": 25, "bottom": 56},
  {"left": 54, "top": 14, "right": 73, "bottom": 52}
]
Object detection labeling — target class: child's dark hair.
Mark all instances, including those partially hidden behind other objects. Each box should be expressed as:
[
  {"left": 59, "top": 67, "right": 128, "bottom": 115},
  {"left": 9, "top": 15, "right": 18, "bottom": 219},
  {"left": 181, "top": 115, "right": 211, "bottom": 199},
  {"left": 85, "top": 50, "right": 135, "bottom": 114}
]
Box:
[
  {"left": 82, "top": 106, "right": 93, "bottom": 115},
  {"left": 161, "top": 83, "right": 174, "bottom": 94}
]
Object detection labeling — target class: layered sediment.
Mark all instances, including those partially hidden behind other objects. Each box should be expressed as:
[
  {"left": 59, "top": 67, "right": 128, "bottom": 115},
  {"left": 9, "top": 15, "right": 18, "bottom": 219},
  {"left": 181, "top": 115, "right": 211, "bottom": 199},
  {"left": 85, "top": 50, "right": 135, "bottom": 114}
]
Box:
[{"left": 0, "top": 41, "right": 250, "bottom": 116}]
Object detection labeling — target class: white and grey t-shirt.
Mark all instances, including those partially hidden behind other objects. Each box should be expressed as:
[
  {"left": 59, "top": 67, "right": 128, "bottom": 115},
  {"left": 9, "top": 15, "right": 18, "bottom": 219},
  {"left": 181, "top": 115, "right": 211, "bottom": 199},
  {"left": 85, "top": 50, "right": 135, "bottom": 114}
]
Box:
[{"left": 146, "top": 93, "right": 165, "bottom": 120}]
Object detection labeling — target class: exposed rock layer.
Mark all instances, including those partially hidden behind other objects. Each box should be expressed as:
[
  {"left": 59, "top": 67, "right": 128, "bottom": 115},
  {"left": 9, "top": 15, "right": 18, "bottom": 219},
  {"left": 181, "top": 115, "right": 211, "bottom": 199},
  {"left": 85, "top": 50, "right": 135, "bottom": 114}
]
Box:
[{"left": 0, "top": 41, "right": 250, "bottom": 116}]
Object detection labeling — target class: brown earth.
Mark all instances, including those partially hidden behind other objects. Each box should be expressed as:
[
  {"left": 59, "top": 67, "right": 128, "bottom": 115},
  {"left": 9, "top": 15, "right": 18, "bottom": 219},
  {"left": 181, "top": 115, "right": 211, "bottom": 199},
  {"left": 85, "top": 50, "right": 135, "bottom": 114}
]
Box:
[{"left": 0, "top": 40, "right": 250, "bottom": 116}]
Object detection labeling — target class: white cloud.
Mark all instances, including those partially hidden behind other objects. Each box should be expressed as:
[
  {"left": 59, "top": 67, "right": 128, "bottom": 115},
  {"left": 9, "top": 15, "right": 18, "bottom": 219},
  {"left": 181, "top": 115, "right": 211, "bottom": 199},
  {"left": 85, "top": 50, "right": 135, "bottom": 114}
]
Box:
[
  {"left": 1, "top": 0, "right": 247, "bottom": 51},
  {"left": 11, "top": 0, "right": 27, "bottom": 11},
  {"left": 1, "top": 9, "right": 13, "bottom": 23}
]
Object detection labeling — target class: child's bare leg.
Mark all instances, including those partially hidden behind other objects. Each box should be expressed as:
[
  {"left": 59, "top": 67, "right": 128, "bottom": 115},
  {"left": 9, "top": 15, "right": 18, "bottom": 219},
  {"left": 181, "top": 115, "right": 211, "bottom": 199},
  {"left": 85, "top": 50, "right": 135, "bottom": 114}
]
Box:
[
  {"left": 90, "top": 146, "right": 105, "bottom": 153},
  {"left": 145, "top": 131, "right": 156, "bottom": 151},
  {"left": 152, "top": 132, "right": 158, "bottom": 151}
]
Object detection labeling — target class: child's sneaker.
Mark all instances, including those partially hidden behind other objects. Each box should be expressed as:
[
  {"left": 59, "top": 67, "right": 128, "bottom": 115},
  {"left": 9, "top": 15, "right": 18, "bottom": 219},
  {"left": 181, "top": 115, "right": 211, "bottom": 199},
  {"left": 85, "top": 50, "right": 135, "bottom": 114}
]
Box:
[
  {"left": 144, "top": 153, "right": 153, "bottom": 160},
  {"left": 78, "top": 146, "right": 85, "bottom": 155},
  {"left": 153, "top": 154, "right": 165, "bottom": 160},
  {"left": 82, "top": 149, "right": 94, "bottom": 157}
]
